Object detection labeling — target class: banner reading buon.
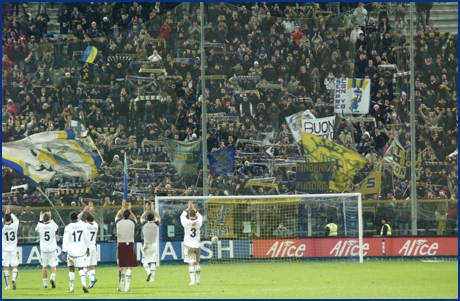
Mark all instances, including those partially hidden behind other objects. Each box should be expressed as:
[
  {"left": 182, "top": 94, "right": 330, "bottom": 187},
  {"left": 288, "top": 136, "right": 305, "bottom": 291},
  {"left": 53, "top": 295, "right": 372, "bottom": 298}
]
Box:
[{"left": 302, "top": 116, "right": 335, "bottom": 140}]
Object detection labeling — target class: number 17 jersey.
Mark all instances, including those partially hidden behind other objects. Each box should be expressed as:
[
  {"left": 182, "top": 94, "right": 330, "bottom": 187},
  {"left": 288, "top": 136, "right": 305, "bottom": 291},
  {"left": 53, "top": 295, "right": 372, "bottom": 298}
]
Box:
[{"left": 62, "top": 220, "right": 90, "bottom": 257}]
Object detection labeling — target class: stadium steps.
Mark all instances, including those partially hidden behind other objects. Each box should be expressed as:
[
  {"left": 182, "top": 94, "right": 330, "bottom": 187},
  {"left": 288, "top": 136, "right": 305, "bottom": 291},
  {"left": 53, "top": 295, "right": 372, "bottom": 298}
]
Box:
[
  {"left": 28, "top": 2, "right": 458, "bottom": 37},
  {"left": 24, "top": 2, "right": 60, "bottom": 34},
  {"left": 427, "top": 2, "right": 458, "bottom": 34}
]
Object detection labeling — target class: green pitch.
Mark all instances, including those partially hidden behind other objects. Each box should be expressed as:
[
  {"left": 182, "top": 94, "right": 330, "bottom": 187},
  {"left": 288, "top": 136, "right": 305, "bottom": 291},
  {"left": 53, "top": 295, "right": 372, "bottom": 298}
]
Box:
[{"left": 2, "top": 261, "right": 457, "bottom": 298}]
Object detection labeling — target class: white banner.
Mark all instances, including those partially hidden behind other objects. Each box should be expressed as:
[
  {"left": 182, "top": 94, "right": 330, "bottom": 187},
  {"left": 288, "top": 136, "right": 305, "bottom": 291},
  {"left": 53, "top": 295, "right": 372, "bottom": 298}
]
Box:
[
  {"left": 334, "top": 78, "right": 370, "bottom": 115},
  {"left": 302, "top": 116, "right": 335, "bottom": 140},
  {"left": 285, "top": 110, "right": 316, "bottom": 142}
]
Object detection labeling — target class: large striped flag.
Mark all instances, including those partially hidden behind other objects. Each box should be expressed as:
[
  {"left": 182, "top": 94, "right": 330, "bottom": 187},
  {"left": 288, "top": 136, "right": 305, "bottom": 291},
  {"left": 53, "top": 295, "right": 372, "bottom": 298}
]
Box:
[
  {"left": 300, "top": 131, "right": 368, "bottom": 191},
  {"left": 2, "top": 130, "right": 102, "bottom": 185},
  {"left": 80, "top": 46, "right": 98, "bottom": 63},
  {"left": 123, "top": 152, "right": 128, "bottom": 201}
]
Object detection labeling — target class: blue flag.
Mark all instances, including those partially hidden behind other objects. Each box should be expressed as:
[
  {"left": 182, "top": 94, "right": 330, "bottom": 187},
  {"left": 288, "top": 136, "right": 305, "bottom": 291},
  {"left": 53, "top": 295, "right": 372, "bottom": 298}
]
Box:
[
  {"left": 295, "top": 162, "right": 333, "bottom": 194},
  {"left": 123, "top": 152, "right": 128, "bottom": 200},
  {"left": 209, "top": 147, "right": 235, "bottom": 175}
]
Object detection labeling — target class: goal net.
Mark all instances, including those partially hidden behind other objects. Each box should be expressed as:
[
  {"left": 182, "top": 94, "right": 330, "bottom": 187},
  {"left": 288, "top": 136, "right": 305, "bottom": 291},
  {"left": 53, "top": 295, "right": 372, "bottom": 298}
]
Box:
[{"left": 155, "top": 194, "right": 363, "bottom": 265}]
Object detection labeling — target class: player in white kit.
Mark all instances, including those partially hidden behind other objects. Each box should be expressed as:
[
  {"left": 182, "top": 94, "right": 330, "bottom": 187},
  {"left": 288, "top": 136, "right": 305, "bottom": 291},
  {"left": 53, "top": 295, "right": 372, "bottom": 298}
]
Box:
[
  {"left": 180, "top": 201, "right": 203, "bottom": 285},
  {"left": 62, "top": 210, "right": 90, "bottom": 293},
  {"left": 2, "top": 206, "right": 19, "bottom": 290},
  {"left": 77, "top": 204, "right": 99, "bottom": 288},
  {"left": 140, "top": 202, "right": 161, "bottom": 283},
  {"left": 35, "top": 211, "right": 59, "bottom": 289}
]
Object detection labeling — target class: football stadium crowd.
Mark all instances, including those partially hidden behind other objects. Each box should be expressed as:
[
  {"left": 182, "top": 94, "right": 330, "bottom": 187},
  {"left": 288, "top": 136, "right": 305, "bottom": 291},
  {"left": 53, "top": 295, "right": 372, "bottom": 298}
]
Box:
[{"left": 1, "top": 2, "right": 458, "bottom": 239}]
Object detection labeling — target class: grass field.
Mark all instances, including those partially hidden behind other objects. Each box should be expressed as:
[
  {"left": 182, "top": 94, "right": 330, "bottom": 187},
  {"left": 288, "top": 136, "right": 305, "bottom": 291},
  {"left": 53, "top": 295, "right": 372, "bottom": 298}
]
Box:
[{"left": 2, "top": 261, "right": 458, "bottom": 299}]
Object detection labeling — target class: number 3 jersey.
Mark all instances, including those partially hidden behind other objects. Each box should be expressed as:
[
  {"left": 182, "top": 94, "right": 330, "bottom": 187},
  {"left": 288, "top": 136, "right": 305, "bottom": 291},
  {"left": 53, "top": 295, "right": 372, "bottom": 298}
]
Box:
[
  {"left": 35, "top": 220, "right": 59, "bottom": 252},
  {"left": 180, "top": 211, "right": 203, "bottom": 248},
  {"left": 2, "top": 213, "right": 19, "bottom": 252},
  {"left": 62, "top": 220, "right": 90, "bottom": 257}
]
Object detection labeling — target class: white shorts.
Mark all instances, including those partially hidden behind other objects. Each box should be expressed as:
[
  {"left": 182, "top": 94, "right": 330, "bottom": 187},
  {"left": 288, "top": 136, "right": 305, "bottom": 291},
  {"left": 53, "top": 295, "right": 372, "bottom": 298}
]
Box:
[
  {"left": 41, "top": 250, "right": 58, "bottom": 267},
  {"left": 67, "top": 255, "right": 87, "bottom": 268},
  {"left": 183, "top": 246, "right": 200, "bottom": 264},
  {"left": 2, "top": 250, "right": 19, "bottom": 267},
  {"left": 141, "top": 243, "right": 158, "bottom": 264},
  {"left": 87, "top": 245, "right": 97, "bottom": 266}
]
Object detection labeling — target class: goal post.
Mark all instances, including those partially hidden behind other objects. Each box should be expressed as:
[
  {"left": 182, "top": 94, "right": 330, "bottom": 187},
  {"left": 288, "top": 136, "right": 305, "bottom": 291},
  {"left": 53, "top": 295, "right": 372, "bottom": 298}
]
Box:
[{"left": 155, "top": 193, "right": 363, "bottom": 265}]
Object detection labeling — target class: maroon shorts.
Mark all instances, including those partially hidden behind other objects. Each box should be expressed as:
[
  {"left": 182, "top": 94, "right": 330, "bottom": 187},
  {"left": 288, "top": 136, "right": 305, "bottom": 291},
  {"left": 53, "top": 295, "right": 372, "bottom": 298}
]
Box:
[{"left": 117, "top": 242, "right": 138, "bottom": 268}]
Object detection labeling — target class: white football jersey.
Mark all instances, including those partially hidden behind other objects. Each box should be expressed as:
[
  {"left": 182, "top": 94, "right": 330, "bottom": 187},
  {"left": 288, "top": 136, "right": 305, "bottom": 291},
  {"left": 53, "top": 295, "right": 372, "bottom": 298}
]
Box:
[
  {"left": 180, "top": 211, "right": 202, "bottom": 248},
  {"left": 86, "top": 221, "right": 99, "bottom": 246},
  {"left": 2, "top": 213, "right": 19, "bottom": 252},
  {"left": 35, "top": 220, "right": 59, "bottom": 252},
  {"left": 142, "top": 220, "right": 159, "bottom": 244},
  {"left": 62, "top": 220, "right": 90, "bottom": 257}
]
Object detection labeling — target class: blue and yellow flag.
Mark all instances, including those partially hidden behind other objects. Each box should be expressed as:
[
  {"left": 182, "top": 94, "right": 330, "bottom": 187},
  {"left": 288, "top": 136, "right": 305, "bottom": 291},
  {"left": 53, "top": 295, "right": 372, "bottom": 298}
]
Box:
[
  {"left": 162, "top": 137, "right": 202, "bottom": 177},
  {"left": 80, "top": 46, "right": 98, "bottom": 63},
  {"left": 343, "top": 160, "right": 382, "bottom": 195},
  {"left": 295, "top": 162, "right": 333, "bottom": 193},
  {"left": 300, "top": 131, "right": 368, "bottom": 191},
  {"left": 2, "top": 130, "right": 102, "bottom": 186},
  {"left": 209, "top": 147, "right": 235, "bottom": 175}
]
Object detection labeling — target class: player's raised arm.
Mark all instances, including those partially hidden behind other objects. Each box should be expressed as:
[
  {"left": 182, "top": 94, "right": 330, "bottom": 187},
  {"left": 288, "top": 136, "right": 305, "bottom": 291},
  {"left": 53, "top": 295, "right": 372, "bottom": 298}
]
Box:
[
  {"left": 116, "top": 200, "right": 127, "bottom": 221},
  {"left": 78, "top": 206, "right": 90, "bottom": 221},
  {"left": 141, "top": 202, "right": 150, "bottom": 223}
]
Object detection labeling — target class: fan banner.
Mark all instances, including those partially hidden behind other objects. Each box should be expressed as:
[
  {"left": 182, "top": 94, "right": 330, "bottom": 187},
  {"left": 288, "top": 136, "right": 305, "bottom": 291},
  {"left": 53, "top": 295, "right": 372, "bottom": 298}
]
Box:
[
  {"left": 392, "top": 140, "right": 430, "bottom": 179},
  {"left": 300, "top": 131, "right": 368, "bottom": 191},
  {"left": 285, "top": 109, "right": 316, "bottom": 142},
  {"left": 301, "top": 116, "right": 336, "bottom": 140},
  {"left": 162, "top": 137, "right": 203, "bottom": 177},
  {"left": 343, "top": 160, "right": 382, "bottom": 195},
  {"left": 334, "top": 78, "right": 370, "bottom": 115},
  {"left": 295, "top": 162, "right": 333, "bottom": 193},
  {"left": 206, "top": 202, "right": 234, "bottom": 238}
]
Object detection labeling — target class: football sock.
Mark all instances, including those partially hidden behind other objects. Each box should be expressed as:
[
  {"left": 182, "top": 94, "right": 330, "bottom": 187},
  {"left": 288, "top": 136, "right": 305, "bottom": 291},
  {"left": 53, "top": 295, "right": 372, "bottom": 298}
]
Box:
[
  {"left": 196, "top": 265, "right": 201, "bottom": 283},
  {"left": 150, "top": 263, "right": 156, "bottom": 281},
  {"left": 69, "top": 272, "right": 74, "bottom": 291},
  {"left": 90, "top": 270, "right": 96, "bottom": 282},
  {"left": 4, "top": 271, "right": 10, "bottom": 287},
  {"left": 50, "top": 273, "right": 56, "bottom": 281},
  {"left": 12, "top": 269, "right": 18, "bottom": 281},
  {"left": 143, "top": 263, "right": 151, "bottom": 275},
  {"left": 125, "top": 270, "right": 132, "bottom": 290},
  {"left": 189, "top": 266, "right": 195, "bottom": 283},
  {"left": 119, "top": 271, "right": 124, "bottom": 289},
  {"left": 43, "top": 278, "right": 48, "bottom": 287},
  {"left": 79, "top": 269, "right": 86, "bottom": 286}
]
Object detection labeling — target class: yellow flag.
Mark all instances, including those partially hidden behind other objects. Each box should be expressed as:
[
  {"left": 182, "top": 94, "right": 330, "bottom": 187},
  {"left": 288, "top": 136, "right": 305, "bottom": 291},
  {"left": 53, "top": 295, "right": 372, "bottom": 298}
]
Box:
[
  {"left": 300, "top": 131, "right": 368, "bottom": 191},
  {"left": 343, "top": 160, "right": 382, "bottom": 195}
]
